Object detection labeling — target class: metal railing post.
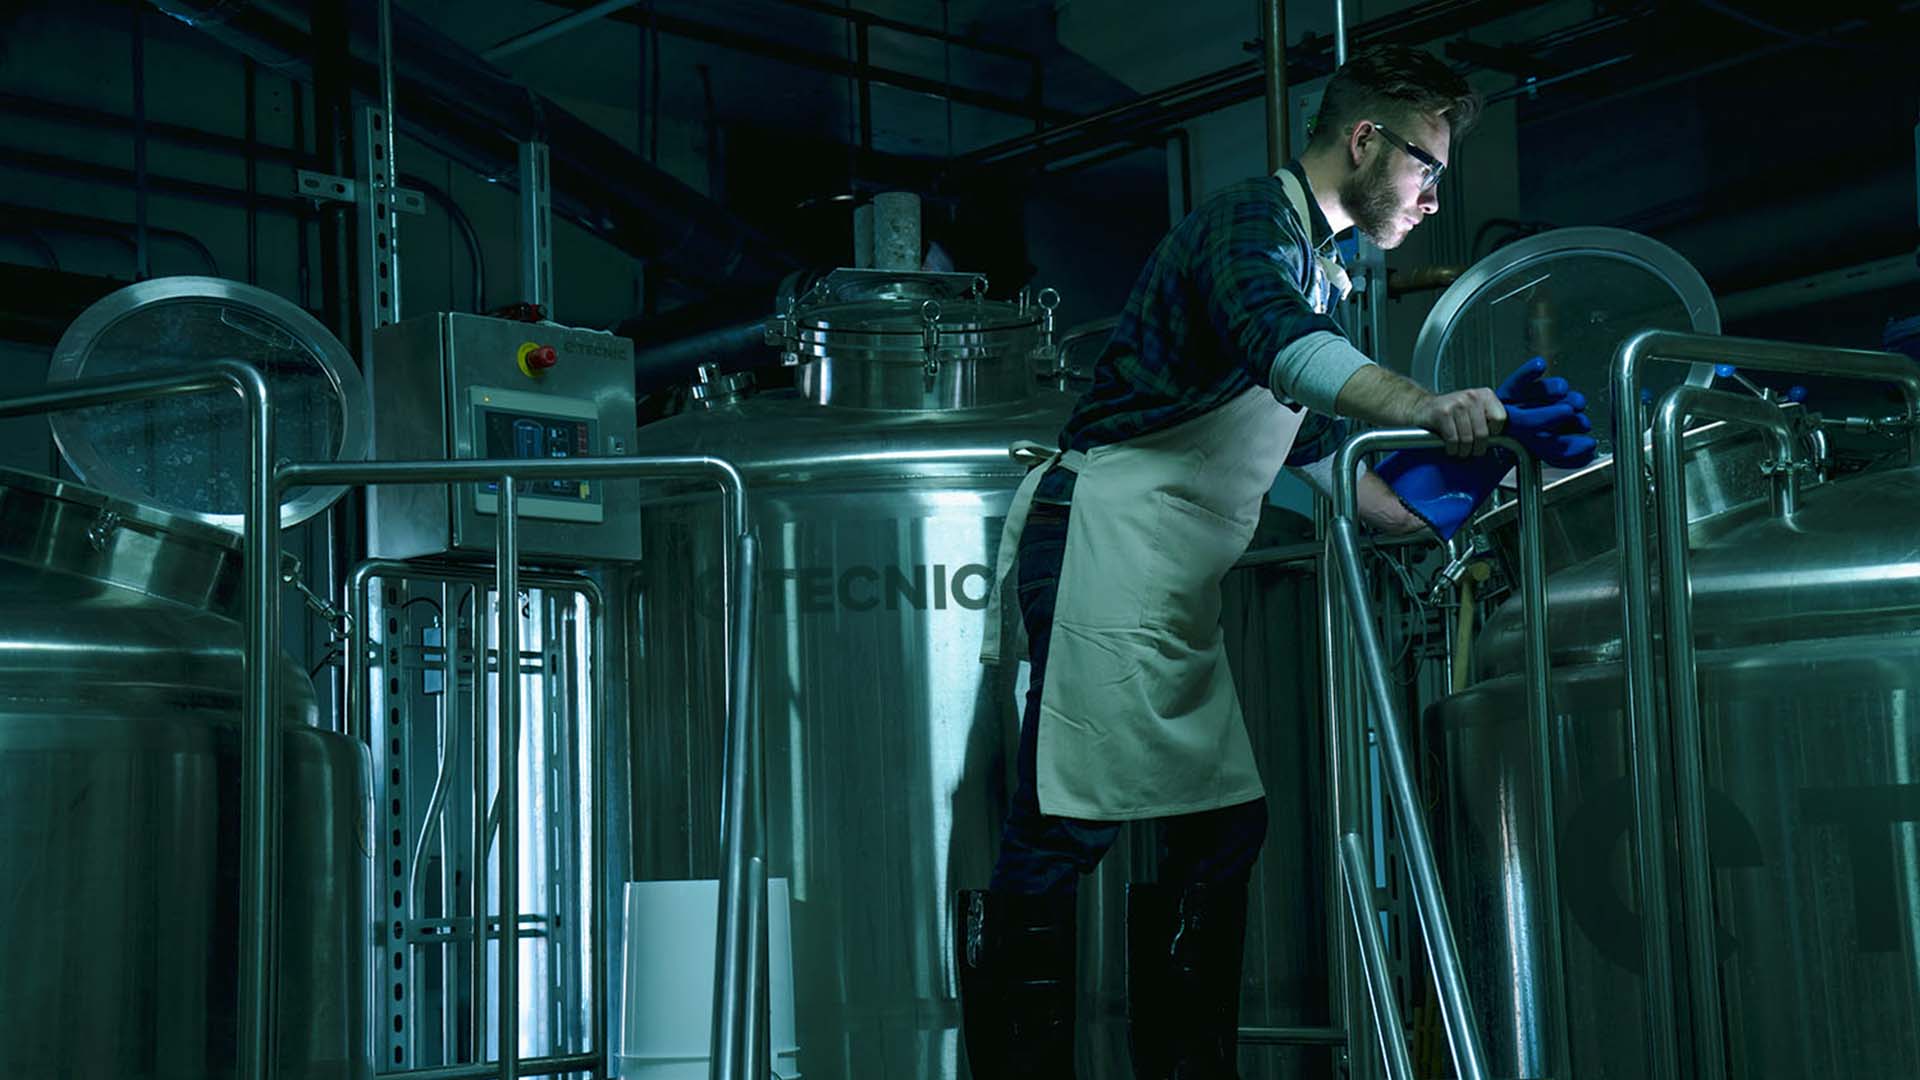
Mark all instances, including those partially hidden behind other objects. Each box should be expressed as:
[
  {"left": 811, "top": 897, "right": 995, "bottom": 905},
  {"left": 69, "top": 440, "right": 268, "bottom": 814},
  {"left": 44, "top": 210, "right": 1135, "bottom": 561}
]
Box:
[
  {"left": 1650, "top": 386, "right": 1798, "bottom": 1080},
  {"left": 496, "top": 480, "right": 520, "bottom": 1080},
  {"left": 1339, "top": 833, "right": 1414, "bottom": 1080}
]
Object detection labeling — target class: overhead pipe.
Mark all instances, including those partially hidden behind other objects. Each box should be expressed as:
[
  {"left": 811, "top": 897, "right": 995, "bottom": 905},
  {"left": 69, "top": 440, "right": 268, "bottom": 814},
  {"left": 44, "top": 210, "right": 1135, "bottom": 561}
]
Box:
[{"left": 149, "top": 0, "right": 807, "bottom": 295}]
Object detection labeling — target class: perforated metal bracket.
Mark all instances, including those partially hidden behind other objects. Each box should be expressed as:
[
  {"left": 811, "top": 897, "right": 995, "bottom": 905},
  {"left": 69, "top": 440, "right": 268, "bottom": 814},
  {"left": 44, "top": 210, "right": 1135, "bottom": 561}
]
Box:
[
  {"left": 296, "top": 169, "right": 425, "bottom": 215},
  {"left": 357, "top": 107, "right": 403, "bottom": 342}
]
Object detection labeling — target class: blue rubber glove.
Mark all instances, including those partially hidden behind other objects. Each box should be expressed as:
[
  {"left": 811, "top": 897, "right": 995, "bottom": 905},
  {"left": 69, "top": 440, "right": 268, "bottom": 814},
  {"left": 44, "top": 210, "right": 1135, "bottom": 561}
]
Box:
[
  {"left": 1373, "top": 447, "right": 1514, "bottom": 540},
  {"left": 1375, "top": 358, "right": 1599, "bottom": 538},
  {"left": 1496, "top": 356, "right": 1572, "bottom": 405},
  {"left": 1504, "top": 399, "right": 1599, "bottom": 469}
]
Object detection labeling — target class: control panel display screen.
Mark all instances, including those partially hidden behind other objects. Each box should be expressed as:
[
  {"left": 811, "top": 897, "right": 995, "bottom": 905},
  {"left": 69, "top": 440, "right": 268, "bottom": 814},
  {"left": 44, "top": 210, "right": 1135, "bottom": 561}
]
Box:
[{"left": 476, "top": 407, "right": 601, "bottom": 506}]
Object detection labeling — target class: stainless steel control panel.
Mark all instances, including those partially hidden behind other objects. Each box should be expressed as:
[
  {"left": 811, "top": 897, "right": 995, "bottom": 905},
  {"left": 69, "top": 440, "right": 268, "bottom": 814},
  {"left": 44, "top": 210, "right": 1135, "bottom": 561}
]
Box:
[{"left": 367, "top": 312, "right": 637, "bottom": 562}]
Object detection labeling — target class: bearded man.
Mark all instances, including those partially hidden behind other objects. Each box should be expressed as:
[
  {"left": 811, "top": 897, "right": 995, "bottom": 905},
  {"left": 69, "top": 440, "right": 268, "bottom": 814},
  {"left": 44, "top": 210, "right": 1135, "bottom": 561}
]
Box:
[{"left": 960, "top": 44, "right": 1509, "bottom": 1079}]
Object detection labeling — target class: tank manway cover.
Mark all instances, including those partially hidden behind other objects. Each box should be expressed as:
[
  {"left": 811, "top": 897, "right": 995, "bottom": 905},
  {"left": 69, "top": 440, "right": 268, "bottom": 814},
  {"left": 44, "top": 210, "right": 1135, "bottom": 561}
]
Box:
[
  {"left": 1410, "top": 227, "right": 1720, "bottom": 461},
  {"left": 48, "top": 276, "right": 371, "bottom": 531}
]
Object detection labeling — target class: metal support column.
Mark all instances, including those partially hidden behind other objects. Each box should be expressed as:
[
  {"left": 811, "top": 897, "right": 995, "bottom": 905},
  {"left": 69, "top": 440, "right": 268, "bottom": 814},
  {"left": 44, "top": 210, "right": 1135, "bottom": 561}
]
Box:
[{"left": 1262, "top": 0, "right": 1289, "bottom": 173}]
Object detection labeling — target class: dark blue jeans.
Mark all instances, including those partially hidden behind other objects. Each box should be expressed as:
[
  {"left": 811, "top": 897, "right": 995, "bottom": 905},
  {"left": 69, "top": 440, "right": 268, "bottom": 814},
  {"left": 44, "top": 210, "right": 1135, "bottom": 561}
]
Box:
[{"left": 989, "top": 466, "right": 1268, "bottom": 898}]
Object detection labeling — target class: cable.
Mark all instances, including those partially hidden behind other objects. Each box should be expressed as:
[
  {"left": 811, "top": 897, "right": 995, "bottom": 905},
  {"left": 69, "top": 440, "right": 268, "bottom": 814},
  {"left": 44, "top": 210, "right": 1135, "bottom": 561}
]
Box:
[
  {"left": 308, "top": 648, "right": 342, "bottom": 679},
  {"left": 398, "top": 594, "right": 444, "bottom": 618}
]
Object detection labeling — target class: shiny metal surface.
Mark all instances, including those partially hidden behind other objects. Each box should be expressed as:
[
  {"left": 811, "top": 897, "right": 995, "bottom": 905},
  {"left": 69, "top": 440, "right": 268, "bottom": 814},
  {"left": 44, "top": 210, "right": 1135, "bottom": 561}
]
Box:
[
  {"left": 349, "top": 560, "right": 602, "bottom": 1075},
  {"left": 0, "top": 360, "right": 284, "bottom": 1080},
  {"left": 1441, "top": 461, "right": 1920, "bottom": 1078},
  {"left": 626, "top": 380, "right": 1334, "bottom": 1078},
  {"left": 364, "top": 313, "right": 641, "bottom": 563},
  {"left": 1606, "top": 331, "right": 1920, "bottom": 1078},
  {"left": 1472, "top": 413, "right": 1803, "bottom": 581},
  {"left": 772, "top": 269, "right": 1046, "bottom": 412},
  {"left": 0, "top": 467, "right": 367, "bottom": 1080},
  {"left": 281, "top": 453, "right": 754, "bottom": 1080}
]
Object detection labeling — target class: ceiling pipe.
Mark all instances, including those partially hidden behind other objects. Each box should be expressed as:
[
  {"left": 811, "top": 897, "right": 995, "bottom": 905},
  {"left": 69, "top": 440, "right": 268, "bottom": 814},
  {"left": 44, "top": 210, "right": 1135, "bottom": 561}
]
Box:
[{"left": 148, "top": 0, "right": 806, "bottom": 296}]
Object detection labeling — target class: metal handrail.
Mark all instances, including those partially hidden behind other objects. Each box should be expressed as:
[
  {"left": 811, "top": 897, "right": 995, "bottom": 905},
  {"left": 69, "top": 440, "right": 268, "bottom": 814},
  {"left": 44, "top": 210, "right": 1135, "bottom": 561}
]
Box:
[
  {"left": 1647, "top": 385, "right": 1800, "bottom": 1080},
  {"left": 1330, "top": 429, "right": 1561, "bottom": 1080},
  {"left": 1609, "top": 330, "right": 1920, "bottom": 1080},
  {"left": 346, "top": 559, "right": 609, "bottom": 1077},
  {"left": 0, "top": 362, "right": 279, "bottom": 1080},
  {"left": 280, "top": 455, "right": 760, "bottom": 1080}
]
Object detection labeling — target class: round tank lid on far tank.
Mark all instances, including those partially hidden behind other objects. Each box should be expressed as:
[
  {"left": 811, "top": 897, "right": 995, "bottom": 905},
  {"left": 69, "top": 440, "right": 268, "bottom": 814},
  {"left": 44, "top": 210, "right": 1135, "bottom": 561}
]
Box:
[
  {"left": 47, "top": 275, "right": 372, "bottom": 531},
  {"left": 768, "top": 268, "right": 1058, "bottom": 412}
]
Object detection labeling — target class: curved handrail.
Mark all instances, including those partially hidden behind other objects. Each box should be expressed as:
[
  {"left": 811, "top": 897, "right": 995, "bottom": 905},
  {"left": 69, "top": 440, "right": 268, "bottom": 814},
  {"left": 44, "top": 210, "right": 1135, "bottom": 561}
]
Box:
[{"left": 1329, "top": 429, "right": 1561, "bottom": 1080}]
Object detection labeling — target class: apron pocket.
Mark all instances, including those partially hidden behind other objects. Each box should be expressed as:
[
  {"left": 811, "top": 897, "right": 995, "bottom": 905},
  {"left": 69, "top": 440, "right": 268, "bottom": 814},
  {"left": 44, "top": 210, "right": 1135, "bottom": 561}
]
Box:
[{"left": 1140, "top": 491, "right": 1255, "bottom": 645}]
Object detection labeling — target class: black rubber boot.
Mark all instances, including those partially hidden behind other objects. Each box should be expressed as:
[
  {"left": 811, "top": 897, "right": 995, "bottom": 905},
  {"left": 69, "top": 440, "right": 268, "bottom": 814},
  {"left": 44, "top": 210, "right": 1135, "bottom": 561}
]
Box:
[
  {"left": 1126, "top": 883, "right": 1177, "bottom": 1079},
  {"left": 1167, "top": 881, "right": 1249, "bottom": 1078},
  {"left": 955, "top": 888, "right": 1078, "bottom": 1078}
]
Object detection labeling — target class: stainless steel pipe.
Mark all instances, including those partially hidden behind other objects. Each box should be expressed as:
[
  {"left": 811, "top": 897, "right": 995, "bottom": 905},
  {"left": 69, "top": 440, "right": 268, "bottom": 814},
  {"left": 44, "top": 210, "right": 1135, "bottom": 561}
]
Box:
[
  {"left": 496, "top": 480, "right": 519, "bottom": 1080},
  {"left": 345, "top": 557, "right": 608, "bottom": 1073},
  {"left": 1340, "top": 831, "right": 1415, "bottom": 1080},
  {"left": 1609, "top": 329, "right": 1920, "bottom": 1080},
  {"left": 1262, "top": 0, "right": 1289, "bottom": 172},
  {"left": 382, "top": 1050, "right": 604, "bottom": 1080},
  {"left": 0, "top": 361, "right": 278, "bottom": 1080}
]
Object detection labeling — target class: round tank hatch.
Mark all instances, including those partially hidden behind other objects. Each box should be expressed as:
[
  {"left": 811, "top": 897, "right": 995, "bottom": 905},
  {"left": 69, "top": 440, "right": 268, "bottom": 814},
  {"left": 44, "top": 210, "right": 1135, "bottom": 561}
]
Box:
[
  {"left": 47, "top": 276, "right": 370, "bottom": 531},
  {"left": 1411, "top": 227, "right": 1719, "bottom": 458},
  {"left": 774, "top": 268, "right": 1049, "bottom": 411}
]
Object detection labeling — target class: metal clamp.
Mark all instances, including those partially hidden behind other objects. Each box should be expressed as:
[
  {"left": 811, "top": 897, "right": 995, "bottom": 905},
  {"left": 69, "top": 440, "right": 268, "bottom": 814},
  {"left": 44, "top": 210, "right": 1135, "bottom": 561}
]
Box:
[
  {"left": 282, "top": 556, "right": 351, "bottom": 630},
  {"left": 769, "top": 295, "right": 802, "bottom": 366},
  {"left": 921, "top": 300, "right": 943, "bottom": 384},
  {"left": 1032, "top": 287, "right": 1063, "bottom": 367}
]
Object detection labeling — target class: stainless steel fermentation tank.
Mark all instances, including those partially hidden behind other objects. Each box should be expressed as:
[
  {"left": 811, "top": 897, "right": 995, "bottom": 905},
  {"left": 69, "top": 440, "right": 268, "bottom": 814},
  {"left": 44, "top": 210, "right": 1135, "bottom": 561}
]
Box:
[
  {"left": 0, "top": 468, "right": 370, "bottom": 1080},
  {"left": 1429, "top": 398, "right": 1920, "bottom": 1078},
  {"left": 624, "top": 271, "right": 1334, "bottom": 1078}
]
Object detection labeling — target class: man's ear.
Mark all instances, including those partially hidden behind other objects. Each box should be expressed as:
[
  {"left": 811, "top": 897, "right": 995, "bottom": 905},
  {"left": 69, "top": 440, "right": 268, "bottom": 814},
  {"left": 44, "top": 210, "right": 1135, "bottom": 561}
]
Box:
[{"left": 1347, "top": 121, "right": 1373, "bottom": 169}]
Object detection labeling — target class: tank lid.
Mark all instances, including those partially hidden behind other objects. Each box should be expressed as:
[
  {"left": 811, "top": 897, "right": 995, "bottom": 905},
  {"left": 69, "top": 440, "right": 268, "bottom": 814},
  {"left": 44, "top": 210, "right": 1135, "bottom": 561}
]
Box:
[
  {"left": 47, "top": 276, "right": 371, "bottom": 532},
  {"left": 772, "top": 269, "right": 1053, "bottom": 411},
  {"left": 0, "top": 467, "right": 254, "bottom": 617},
  {"left": 1410, "top": 227, "right": 1720, "bottom": 461}
]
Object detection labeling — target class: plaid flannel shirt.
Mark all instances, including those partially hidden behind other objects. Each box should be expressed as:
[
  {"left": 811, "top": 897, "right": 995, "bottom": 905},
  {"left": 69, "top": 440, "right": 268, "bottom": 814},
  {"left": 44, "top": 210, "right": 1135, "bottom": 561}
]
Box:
[{"left": 1060, "top": 161, "right": 1353, "bottom": 465}]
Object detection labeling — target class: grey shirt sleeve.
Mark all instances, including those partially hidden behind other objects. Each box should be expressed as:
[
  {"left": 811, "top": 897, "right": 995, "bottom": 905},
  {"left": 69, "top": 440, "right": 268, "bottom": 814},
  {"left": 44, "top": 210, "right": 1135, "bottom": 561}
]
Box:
[
  {"left": 1267, "top": 330, "right": 1375, "bottom": 414},
  {"left": 1289, "top": 454, "right": 1368, "bottom": 503}
]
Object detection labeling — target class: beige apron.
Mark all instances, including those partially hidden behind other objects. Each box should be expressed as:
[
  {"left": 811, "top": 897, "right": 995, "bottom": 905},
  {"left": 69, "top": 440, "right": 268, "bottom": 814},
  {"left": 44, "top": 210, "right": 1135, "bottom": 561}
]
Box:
[{"left": 980, "top": 167, "right": 1339, "bottom": 821}]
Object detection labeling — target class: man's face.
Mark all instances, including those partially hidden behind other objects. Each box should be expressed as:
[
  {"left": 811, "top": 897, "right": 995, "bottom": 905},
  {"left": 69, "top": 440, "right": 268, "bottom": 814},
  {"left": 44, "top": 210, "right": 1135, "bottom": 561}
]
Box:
[{"left": 1339, "top": 114, "right": 1449, "bottom": 249}]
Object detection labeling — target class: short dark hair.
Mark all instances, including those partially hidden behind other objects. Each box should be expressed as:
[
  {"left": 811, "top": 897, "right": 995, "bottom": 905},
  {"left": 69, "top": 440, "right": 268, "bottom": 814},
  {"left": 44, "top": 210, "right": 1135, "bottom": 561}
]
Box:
[{"left": 1308, "top": 45, "right": 1479, "bottom": 150}]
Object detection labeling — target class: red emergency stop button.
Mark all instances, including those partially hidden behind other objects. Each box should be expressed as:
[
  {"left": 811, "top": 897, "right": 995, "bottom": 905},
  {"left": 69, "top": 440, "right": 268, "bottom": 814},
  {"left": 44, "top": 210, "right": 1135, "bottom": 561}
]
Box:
[{"left": 517, "top": 342, "right": 558, "bottom": 378}]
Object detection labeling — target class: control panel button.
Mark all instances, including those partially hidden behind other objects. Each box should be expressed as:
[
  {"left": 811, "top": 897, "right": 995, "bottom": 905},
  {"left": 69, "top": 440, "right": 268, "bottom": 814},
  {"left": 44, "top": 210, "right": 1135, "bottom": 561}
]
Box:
[{"left": 517, "top": 342, "right": 559, "bottom": 377}]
